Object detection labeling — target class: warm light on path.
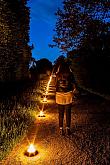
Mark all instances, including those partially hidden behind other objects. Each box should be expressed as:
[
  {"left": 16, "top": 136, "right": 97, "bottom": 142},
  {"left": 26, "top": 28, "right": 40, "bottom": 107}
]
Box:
[
  {"left": 46, "top": 76, "right": 52, "bottom": 91},
  {"left": 38, "top": 75, "right": 53, "bottom": 117},
  {"left": 40, "top": 75, "right": 53, "bottom": 112},
  {"left": 48, "top": 76, "right": 52, "bottom": 85}
]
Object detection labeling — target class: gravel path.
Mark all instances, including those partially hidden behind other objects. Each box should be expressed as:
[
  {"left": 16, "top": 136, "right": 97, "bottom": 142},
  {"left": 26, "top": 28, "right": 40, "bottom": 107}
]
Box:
[{"left": 2, "top": 79, "right": 110, "bottom": 165}]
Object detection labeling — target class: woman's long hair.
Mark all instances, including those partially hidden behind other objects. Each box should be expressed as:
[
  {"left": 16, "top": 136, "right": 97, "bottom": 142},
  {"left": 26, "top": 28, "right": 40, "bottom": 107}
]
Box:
[{"left": 56, "top": 61, "right": 71, "bottom": 78}]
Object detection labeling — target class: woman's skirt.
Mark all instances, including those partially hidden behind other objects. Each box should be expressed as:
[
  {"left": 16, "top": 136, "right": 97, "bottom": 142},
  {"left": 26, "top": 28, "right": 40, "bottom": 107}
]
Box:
[{"left": 56, "top": 91, "right": 73, "bottom": 105}]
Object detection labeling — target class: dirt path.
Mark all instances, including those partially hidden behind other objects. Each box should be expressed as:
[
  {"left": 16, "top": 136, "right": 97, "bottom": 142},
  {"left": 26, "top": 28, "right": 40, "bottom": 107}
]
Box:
[{"left": 2, "top": 78, "right": 110, "bottom": 165}]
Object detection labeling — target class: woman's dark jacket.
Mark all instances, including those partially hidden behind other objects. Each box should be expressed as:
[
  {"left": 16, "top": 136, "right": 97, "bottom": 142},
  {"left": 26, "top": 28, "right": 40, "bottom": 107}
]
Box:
[{"left": 56, "top": 72, "right": 75, "bottom": 93}]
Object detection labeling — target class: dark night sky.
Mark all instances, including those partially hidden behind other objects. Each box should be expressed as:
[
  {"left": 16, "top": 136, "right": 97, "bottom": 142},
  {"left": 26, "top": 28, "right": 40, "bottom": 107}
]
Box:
[{"left": 28, "top": 0, "right": 63, "bottom": 63}]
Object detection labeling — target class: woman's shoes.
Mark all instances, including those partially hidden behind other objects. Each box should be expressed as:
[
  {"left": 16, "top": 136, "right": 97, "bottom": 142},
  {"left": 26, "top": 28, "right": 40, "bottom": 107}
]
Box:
[
  {"left": 65, "top": 127, "right": 71, "bottom": 136},
  {"left": 59, "top": 127, "right": 71, "bottom": 136},
  {"left": 59, "top": 127, "right": 64, "bottom": 135}
]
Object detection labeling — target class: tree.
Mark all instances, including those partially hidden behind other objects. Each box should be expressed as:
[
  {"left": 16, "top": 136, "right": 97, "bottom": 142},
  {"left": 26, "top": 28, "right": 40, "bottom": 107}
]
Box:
[
  {"left": 0, "top": 0, "right": 31, "bottom": 82},
  {"left": 53, "top": 0, "right": 110, "bottom": 53},
  {"left": 68, "top": 20, "right": 110, "bottom": 93},
  {"left": 36, "top": 58, "right": 52, "bottom": 74},
  {"left": 51, "top": 0, "right": 110, "bottom": 95}
]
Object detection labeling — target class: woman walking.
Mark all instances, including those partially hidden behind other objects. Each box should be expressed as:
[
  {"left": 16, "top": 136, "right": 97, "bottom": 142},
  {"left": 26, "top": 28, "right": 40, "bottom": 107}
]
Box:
[{"left": 55, "top": 61, "right": 75, "bottom": 136}]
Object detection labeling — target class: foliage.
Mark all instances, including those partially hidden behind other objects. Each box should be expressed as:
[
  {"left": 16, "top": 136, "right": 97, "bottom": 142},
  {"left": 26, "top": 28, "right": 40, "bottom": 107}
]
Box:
[
  {"left": 68, "top": 20, "right": 110, "bottom": 95},
  {"left": 0, "top": 104, "right": 33, "bottom": 160},
  {"left": 52, "top": 0, "right": 110, "bottom": 52},
  {"left": 52, "top": 0, "right": 110, "bottom": 96},
  {"left": 30, "top": 58, "right": 53, "bottom": 78},
  {"left": 0, "top": 0, "right": 31, "bottom": 81}
]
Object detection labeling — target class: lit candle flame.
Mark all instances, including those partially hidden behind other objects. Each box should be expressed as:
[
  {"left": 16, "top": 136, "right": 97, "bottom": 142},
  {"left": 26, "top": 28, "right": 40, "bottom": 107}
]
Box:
[
  {"left": 46, "top": 90, "right": 48, "bottom": 94},
  {"left": 27, "top": 144, "right": 36, "bottom": 154},
  {"left": 39, "top": 111, "right": 45, "bottom": 117},
  {"left": 43, "top": 97, "right": 47, "bottom": 102}
]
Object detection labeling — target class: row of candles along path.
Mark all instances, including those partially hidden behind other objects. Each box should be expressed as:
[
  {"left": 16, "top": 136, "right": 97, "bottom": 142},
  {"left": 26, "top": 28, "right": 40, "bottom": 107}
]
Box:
[
  {"left": 25, "top": 75, "right": 53, "bottom": 157},
  {"left": 38, "top": 75, "right": 52, "bottom": 117}
]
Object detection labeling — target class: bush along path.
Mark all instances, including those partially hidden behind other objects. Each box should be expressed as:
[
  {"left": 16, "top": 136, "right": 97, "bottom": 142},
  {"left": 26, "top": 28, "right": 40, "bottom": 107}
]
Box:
[
  {"left": 0, "top": 78, "right": 48, "bottom": 161},
  {"left": 1, "top": 76, "right": 110, "bottom": 165}
]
